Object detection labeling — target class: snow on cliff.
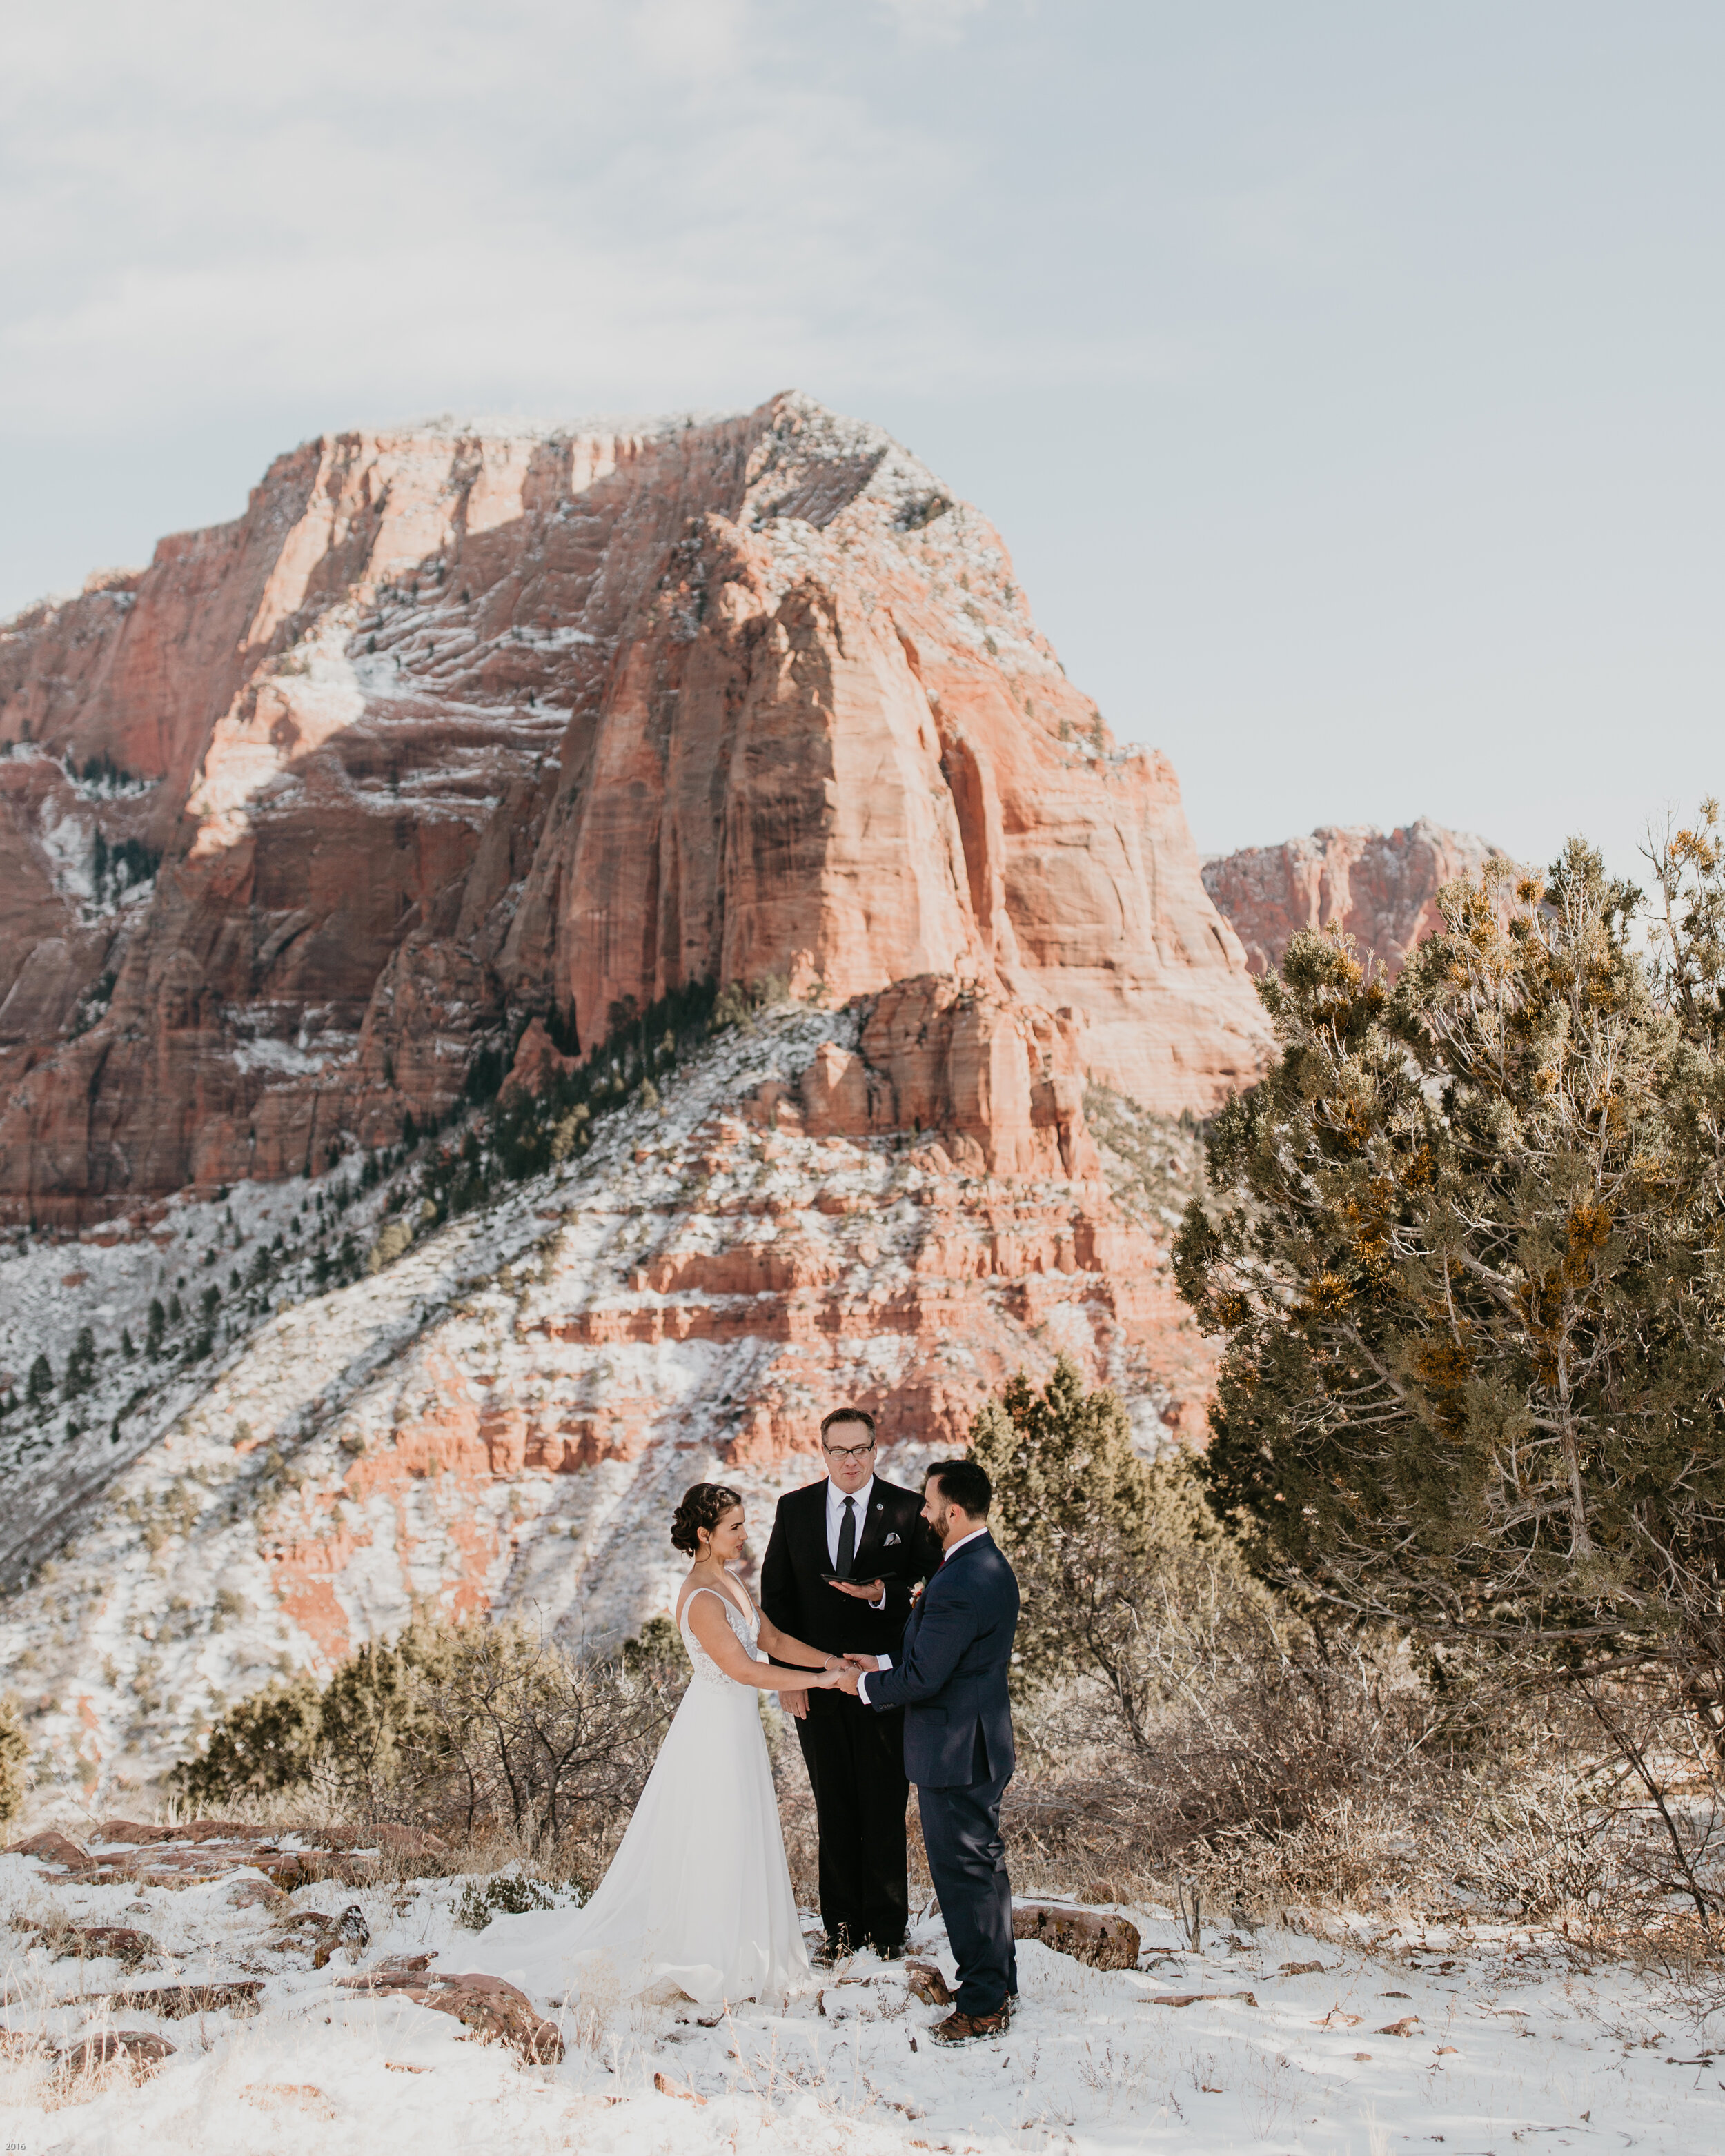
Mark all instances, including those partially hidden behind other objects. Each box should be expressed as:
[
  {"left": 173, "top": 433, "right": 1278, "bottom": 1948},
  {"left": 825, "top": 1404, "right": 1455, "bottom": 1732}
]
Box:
[{"left": 0, "top": 1002, "right": 1205, "bottom": 1806}]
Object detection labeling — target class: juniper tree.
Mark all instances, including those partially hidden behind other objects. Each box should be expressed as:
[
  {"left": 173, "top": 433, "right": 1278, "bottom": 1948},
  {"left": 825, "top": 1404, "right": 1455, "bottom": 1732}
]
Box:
[
  {"left": 965, "top": 1354, "right": 1258, "bottom": 1706},
  {"left": 1175, "top": 837, "right": 1725, "bottom": 1758},
  {"left": 173, "top": 1674, "right": 324, "bottom": 1801},
  {"left": 176, "top": 1618, "right": 679, "bottom": 1845},
  {"left": 967, "top": 1356, "right": 1354, "bottom": 1855},
  {"left": 62, "top": 1325, "right": 96, "bottom": 1398}
]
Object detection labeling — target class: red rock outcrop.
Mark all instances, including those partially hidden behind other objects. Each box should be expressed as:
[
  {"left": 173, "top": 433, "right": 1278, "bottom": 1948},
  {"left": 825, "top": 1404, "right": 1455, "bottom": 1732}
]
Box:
[
  {"left": 1201, "top": 818, "right": 1505, "bottom": 978},
  {"left": 790, "top": 976, "right": 1095, "bottom": 1179},
  {"left": 0, "top": 395, "right": 1268, "bottom": 1223}
]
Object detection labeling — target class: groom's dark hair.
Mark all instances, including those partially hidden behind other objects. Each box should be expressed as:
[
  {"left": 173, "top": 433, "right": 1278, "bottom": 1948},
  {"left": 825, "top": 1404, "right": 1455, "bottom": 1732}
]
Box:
[{"left": 926, "top": 1457, "right": 991, "bottom": 1519}]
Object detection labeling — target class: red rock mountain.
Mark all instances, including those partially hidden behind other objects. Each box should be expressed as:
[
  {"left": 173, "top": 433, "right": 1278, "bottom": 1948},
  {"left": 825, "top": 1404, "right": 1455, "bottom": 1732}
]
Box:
[
  {"left": 1201, "top": 818, "right": 1504, "bottom": 978},
  {"left": 0, "top": 394, "right": 1268, "bottom": 1225},
  {"left": 0, "top": 401, "right": 1277, "bottom": 1776}
]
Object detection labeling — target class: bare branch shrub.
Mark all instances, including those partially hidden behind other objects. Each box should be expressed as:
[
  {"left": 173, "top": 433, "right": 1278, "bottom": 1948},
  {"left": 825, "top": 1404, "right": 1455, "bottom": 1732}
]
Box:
[{"left": 384, "top": 1619, "right": 678, "bottom": 1859}]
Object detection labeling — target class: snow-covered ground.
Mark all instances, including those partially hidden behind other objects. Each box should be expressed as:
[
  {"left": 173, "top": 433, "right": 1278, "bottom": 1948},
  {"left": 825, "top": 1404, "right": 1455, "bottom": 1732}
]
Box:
[{"left": 1, "top": 1848, "right": 1715, "bottom": 2154}]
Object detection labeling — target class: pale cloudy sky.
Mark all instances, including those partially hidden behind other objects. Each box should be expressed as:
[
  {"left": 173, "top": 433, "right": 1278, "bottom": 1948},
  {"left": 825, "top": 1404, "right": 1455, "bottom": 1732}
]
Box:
[{"left": 3, "top": 1, "right": 1721, "bottom": 869}]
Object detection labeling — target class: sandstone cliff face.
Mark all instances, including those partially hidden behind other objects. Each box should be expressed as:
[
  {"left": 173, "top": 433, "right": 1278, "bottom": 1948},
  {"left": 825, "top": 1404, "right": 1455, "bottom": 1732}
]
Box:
[
  {"left": 1201, "top": 818, "right": 1504, "bottom": 978},
  {"left": 0, "top": 395, "right": 1268, "bottom": 1224}
]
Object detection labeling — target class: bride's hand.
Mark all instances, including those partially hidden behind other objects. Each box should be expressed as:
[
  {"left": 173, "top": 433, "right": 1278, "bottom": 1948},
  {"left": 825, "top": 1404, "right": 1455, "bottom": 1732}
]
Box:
[{"left": 812, "top": 1666, "right": 848, "bottom": 1689}]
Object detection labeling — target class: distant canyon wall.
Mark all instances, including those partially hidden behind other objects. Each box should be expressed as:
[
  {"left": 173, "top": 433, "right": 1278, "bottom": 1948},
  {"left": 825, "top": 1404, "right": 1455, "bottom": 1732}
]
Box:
[{"left": 1202, "top": 817, "right": 1504, "bottom": 978}]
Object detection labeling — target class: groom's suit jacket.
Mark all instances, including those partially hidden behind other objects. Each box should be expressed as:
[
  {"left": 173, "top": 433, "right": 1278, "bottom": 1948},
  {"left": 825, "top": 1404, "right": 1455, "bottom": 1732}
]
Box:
[
  {"left": 863, "top": 1533, "right": 1019, "bottom": 1788},
  {"left": 760, "top": 1476, "right": 943, "bottom": 1663}
]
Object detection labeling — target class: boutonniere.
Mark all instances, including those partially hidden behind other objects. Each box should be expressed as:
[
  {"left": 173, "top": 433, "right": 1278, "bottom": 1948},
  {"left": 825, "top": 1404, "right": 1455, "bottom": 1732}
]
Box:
[{"left": 909, "top": 1581, "right": 926, "bottom": 1610}]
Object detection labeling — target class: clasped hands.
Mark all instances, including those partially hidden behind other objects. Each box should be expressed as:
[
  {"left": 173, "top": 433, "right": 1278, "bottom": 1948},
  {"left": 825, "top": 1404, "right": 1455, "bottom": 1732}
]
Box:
[{"left": 783, "top": 1650, "right": 883, "bottom": 1718}]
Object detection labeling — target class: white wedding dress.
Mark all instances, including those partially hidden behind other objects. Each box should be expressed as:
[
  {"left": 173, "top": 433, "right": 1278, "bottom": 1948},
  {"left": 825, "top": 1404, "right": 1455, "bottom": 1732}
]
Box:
[{"left": 463, "top": 1582, "right": 811, "bottom": 2006}]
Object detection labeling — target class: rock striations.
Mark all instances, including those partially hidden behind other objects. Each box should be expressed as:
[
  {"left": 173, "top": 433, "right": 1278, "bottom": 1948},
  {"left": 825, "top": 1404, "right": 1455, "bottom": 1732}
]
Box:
[
  {"left": 1202, "top": 818, "right": 1504, "bottom": 978},
  {"left": 0, "top": 393, "right": 1268, "bottom": 1225}
]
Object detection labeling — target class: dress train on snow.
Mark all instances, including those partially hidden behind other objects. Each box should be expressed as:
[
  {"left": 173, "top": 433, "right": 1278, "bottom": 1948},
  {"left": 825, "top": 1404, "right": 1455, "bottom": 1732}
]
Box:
[{"left": 462, "top": 1585, "right": 810, "bottom": 2007}]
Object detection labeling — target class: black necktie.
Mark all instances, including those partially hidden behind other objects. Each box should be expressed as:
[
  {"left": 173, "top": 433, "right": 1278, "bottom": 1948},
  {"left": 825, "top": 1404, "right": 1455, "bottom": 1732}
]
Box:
[{"left": 836, "top": 1496, "right": 856, "bottom": 1578}]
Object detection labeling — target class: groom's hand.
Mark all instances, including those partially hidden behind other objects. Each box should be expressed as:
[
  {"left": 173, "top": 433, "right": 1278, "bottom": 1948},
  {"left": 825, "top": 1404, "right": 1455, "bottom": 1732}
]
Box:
[
  {"left": 831, "top": 1579, "right": 886, "bottom": 1605},
  {"left": 842, "top": 1653, "right": 880, "bottom": 1672}
]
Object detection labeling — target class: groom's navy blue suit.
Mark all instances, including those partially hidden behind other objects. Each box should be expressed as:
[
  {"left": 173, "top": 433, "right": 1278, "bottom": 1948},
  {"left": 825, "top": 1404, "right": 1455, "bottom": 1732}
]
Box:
[{"left": 862, "top": 1531, "right": 1020, "bottom": 2018}]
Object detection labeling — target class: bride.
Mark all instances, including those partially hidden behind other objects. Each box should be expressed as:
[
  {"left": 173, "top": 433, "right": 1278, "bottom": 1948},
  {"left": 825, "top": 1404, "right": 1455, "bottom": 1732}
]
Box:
[{"left": 464, "top": 1482, "right": 844, "bottom": 2006}]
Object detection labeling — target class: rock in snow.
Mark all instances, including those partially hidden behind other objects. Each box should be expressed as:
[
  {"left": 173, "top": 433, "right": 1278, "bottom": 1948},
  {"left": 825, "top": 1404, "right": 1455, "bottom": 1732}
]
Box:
[{"left": 1011, "top": 1901, "right": 1141, "bottom": 1970}]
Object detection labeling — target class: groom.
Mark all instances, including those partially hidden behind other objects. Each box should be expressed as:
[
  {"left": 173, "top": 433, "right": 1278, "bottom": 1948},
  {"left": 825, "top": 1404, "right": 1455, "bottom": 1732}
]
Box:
[
  {"left": 840, "top": 1456, "right": 1021, "bottom": 2044},
  {"left": 760, "top": 1407, "right": 943, "bottom": 1963}
]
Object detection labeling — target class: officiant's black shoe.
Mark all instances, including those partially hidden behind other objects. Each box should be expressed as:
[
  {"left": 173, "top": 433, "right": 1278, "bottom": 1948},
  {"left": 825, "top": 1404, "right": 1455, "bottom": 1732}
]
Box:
[
  {"left": 869, "top": 1938, "right": 905, "bottom": 1961},
  {"left": 930, "top": 2006, "right": 1009, "bottom": 2045}
]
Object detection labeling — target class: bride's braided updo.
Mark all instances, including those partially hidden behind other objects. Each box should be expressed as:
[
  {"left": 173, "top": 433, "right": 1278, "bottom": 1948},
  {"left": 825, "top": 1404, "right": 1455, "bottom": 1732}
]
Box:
[{"left": 671, "top": 1482, "right": 743, "bottom": 1556}]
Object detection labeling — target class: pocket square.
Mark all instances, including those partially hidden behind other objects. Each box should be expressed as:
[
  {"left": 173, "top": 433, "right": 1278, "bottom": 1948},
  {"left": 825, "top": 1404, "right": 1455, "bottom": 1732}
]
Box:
[{"left": 883, "top": 1532, "right": 902, "bottom": 1547}]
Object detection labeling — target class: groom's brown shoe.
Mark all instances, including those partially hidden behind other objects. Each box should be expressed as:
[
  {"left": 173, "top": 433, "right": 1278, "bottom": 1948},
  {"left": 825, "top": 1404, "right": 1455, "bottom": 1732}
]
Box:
[{"left": 930, "top": 2006, "right": 1009, "bottom": 2044}]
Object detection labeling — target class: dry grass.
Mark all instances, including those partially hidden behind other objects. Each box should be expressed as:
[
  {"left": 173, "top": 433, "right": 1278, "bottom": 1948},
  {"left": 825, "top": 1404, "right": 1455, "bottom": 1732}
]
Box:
[
  {"left": 993, "top": 1636, "right": 1725, "bottom": 1972},
  {"left": 996, "top": 1754, "right": 1725, "bottom": 1976}
]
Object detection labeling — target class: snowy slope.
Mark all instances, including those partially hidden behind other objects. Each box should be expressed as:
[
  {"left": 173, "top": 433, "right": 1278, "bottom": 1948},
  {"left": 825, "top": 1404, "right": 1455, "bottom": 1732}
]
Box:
[{"left": 0, "top": 1002, "right": 1201, "bottom": 1807}]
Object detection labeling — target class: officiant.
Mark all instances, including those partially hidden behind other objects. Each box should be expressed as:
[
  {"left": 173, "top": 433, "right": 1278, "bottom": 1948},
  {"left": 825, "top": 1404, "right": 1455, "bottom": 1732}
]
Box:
[{"left": 760, "top": 1407, "right": 943, "bottom": 1962}]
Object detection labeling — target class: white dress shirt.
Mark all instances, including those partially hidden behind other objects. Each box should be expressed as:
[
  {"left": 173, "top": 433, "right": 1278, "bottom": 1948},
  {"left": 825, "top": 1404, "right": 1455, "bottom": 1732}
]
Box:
[
  {"left": 825, "top": 1473, "right": 875, "bottom": 1569},
  {"left": 857, "top": 1526, "right": 988, "bottom": 1702},
  {"left": 822, "top": 1474, "right": 887, "bottom": 1610}
]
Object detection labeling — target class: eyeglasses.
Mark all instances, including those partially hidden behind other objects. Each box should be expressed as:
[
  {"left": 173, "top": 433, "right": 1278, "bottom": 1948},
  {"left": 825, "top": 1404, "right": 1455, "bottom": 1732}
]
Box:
[{"left": 823, "top": 1442, "right": 876, "bottom": 1462}]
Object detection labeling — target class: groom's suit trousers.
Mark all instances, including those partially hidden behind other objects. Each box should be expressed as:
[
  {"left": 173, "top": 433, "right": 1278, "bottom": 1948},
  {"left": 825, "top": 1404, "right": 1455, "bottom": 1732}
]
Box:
[
  {"left": 917, "top": 1754, "right": 1017, "bottom": 2019},
  {"left": 860, "top": 1534, "right": 1021, "bottom": 2019}
]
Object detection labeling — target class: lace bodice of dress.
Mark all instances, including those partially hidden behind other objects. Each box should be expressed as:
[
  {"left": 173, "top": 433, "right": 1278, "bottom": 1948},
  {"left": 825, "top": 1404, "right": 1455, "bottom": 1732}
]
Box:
[{"left": 678, "top": 1585, "right": 760, "bottom": 1691}]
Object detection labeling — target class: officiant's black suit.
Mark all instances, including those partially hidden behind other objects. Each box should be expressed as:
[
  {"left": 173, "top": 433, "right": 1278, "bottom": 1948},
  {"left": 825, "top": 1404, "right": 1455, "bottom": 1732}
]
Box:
[{"left": 760, "top": 1476, "right": 943, "bottom": 1952}]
